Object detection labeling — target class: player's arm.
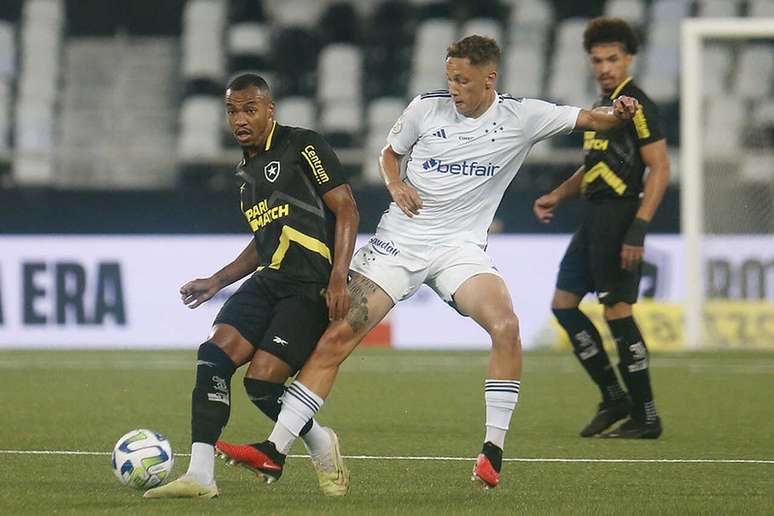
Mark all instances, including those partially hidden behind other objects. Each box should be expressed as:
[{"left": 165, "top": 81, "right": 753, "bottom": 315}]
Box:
[
  {"left": 180, "top": 240, "right": 259, "bottom": 309},
  {"left": 322, "top": 184, "right": 359, "bottom": 320},
  {"left": 533, "top": 165, "right": 585, "bottom": 223},
  {"left": 620, "top": 138, "right": 670, "bottom": 271},
  {"left": 380, "top": 144, "right": 422, "bottom": 217},
  {"left": 574, "top": 96, "right": 639, "bottom": 132}
]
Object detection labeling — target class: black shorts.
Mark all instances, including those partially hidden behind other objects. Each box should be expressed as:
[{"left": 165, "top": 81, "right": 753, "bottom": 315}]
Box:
[
  {"left": 556, "top": 198, "right": 641, "bottom": 305},
  {"left": 213, "top": 274, "right": 329, "bottom": 373}
]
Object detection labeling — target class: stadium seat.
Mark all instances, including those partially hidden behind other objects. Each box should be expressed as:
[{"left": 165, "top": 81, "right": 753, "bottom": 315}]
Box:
[
  {"left": 320, "top": 101, "right": 362, "bottom": 137},
  {"left": 277, "top": 96, "right": 316, "bottom": 129},
  {"left": 181, "top": 0, "right": 226, "bottom": 81},
  {"left": 603, "top": 0, "right": 646, "bottom": 26},
  {"left": 735, "top": 44, "right": 774, "bottom": 100},
  {"left": 0, "top": 21, "right": 15, "bottom": 80},
  {"left": 317, "top": 43, "right": 362, "bottom": 105},
  {"left": 265, "top": 0, "right": 325, "bottom": 29},
  {"left": 178, "top": 96, "right": 222, "bottom": 161},
  {"left": 703, "top": 96, "right": 744, "bottom": 159},
  {"left": 410, "top": 19, "right": 457, "bottom": 95},
  {"left": 503, "top": 45, "right": 543, "bottom": 98},
  {"left": 507, "top": 0, "right": 553, "bottom": 29},
  {"left": 460, "top": 18, "right": 502, "bottom": 43},
  {"left": 701, "top": 44, "right": 733, "bottom": 97},
  {"left": 748, "top": 0, "right": 774, "bottom": 17},
  {"left": 696, "top": 0, "right": 741, "bottom": 17},
  {"left": 549, "top": 18, "right": 593, "bottom": 106},
  {"left": 366, "top": 97, "right": 405, "bottom": 132},
  {"left": 0, "top": 80, "right": 9, "bottom": 151},
  {"left": 650, "top": 0, "right": 692, "bottom": 22}
]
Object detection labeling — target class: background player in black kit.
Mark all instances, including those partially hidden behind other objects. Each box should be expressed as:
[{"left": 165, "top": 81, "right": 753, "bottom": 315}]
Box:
[
  {"left": 534, "top": 18, "right": 670, "bottom": 439},
  {"left": 145, "top": 74, "right": 359, "bottom": 499}
]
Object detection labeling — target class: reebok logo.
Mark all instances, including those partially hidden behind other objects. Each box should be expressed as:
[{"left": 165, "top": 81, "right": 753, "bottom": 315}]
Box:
[
  {"left": 420, "top": 159, "right": 500, "bottom": 177},
  {"left": 273, "top": 336, "right": 288, "bottom": 346}
]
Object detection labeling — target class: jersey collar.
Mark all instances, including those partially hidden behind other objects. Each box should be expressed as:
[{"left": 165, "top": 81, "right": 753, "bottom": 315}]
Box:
[
  {"left": 241, "top": 120, "right": 280, "bottom": 161},
  {"left": 609, "top": 77, "right": 633, "bottom": 100}
]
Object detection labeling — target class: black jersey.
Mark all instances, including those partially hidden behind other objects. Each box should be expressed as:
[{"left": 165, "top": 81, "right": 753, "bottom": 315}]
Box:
[
  {"left": 235, "top": 122, "right": 347, "bottom": 285},
  {"left": 582, "top": 78, "right": 665, "bottom": 200}
]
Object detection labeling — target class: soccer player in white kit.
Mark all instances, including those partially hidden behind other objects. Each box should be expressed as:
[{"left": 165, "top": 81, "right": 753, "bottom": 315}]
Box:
[{"left": 215, "top": 35, "right": 640, "bottom": 490}]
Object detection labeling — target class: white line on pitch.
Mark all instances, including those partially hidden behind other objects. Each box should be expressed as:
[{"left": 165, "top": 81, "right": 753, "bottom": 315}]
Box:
[{"left": 0, "top": 450, "right": 772, "bottom": 464}]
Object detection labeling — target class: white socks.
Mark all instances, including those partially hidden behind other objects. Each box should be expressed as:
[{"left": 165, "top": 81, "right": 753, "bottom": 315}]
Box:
[
  {"left": 185, "top": 442, "right": 215, "bottom": 485},
  {"left": 301, "top": 420, "right": 332, "bottom": 457},
  {"left": 270, "top": 381, "right": 324, "bottom": 455},
  {"left": 484, "top": 379, "right": 520, "bottom": 449}
]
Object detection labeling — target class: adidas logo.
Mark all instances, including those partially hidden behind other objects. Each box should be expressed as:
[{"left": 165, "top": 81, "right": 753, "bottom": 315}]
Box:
[{"left": 432, "top": 128, "right": 447, "bottom": 139}]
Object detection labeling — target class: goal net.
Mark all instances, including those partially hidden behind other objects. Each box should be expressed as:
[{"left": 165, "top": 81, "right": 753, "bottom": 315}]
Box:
[{"left": 681, "top": 18, "right": 774, "bottom": 348}]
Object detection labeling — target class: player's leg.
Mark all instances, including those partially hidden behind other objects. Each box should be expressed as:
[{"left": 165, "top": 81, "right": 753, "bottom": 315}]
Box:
[
  {"left": 451, "top": 272, "right": 520, "bottom": 489},
  {"left": 601, "top": 299, "right": 662, "bottom": 439},
  {"left": 146, "top": 277, "right": 273, "bottom": 499},
  {"left": 269, "top": 271, "right": 395, "bottom": 452},
  {"left": 218, "top": 284, "right": 351, "bottom": 495},
  {"left": 552, "top": 225, "right": 630, "bottom": 436},
  {"left": 145, "top": 323, "right": 256, "bottom": 499}
]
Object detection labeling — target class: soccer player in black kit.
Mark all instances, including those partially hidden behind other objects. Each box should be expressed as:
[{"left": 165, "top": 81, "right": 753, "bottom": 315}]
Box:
[
  {"left": 534, "top": 18, "right": 670, "bottom": 438},
  {"left": 145, "top": 74, "right": 359, "bottom": 499}
]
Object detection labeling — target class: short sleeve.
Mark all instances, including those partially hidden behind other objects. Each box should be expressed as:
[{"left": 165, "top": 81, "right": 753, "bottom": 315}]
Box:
[
  {"left": 631, "top": 94, "right": 664, "bottom": 146},
  {"left": 386, "top": 95, "right": 425, "bottom": 155},
  {"left": 298, "top": 130, "right": 348, "bottom": 196},
  {"left": 521, "top": 98, "right": 581, "bottom": 143}
]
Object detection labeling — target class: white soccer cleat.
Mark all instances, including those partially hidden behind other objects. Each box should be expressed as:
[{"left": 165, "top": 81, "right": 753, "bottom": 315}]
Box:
[
  {"left": 143, "top": 477, "right": 219, "bottom": 499},
  {"left": 310, "top": 427, "right": 350, "bottom": 496}
]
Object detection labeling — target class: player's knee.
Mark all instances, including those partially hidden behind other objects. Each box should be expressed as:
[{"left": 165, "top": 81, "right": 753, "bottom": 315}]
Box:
[
  {"left": 243, "top": 377, "right": 284, "bottom": 422},
  {"left": 311, "top": 323, "right": 356, "bottom": 367},
  {"left": 603, "top": 302, "right": 632, "bottom": 320},
  {"left": 488, "top": 314, "right": 520, "bottom": 347}
]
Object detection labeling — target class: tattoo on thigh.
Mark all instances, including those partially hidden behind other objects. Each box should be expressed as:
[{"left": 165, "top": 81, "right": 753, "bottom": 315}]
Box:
[{"left": 346, "top": 272, "right": 380, "bottom": 333}]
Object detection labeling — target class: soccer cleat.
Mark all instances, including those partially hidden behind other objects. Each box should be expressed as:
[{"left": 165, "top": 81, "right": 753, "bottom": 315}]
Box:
[
  {"left": 143, "top": 477, "right": 218, "bottom": 499},
  {"left": 309, "top": 427, "right": 350, "bottom": 496},
  {"left": 579, "top": 398, "right": 632, "bottom": 437},
  {"left": 215, "top": 440, "right": 285, "bottom": 483},
  {"left": 471, "top": 442, "right": 502, "bottom": 490},
  {"left": 602, "top": 416, "right": 663, "bottom": 439}
]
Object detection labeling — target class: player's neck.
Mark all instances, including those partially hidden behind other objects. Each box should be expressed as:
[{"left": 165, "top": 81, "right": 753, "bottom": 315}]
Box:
[
  {"left": 466, "top": 90, "right": 497, "bottom": 119},
  {"left": 244, "top": 119, "right": 277, "bottom": 159}
]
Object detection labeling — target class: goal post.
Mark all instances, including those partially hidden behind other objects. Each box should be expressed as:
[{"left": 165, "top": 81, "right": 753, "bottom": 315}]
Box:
[{"left": 680, "top": 18, "right": 774, "bottom": 349}]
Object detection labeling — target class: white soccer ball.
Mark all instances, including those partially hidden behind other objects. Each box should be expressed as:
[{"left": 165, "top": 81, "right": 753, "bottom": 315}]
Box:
[{"left": 112, "top": 429, "right": 174, "bottom": 490}]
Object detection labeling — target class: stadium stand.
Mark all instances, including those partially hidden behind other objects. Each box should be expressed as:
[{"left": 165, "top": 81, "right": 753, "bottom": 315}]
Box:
[{"left": 0, "top": 0, "right": 769, "bottom": 235}]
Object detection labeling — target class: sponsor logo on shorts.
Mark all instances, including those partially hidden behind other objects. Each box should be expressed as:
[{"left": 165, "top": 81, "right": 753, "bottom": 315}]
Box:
[{"left": 369, "top": 237, "right": 400, "bottom": 256}]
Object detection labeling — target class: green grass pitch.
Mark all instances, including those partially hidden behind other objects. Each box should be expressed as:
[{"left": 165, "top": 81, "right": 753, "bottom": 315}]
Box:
[{"left": 1, "top": 348, "right": 773, "bottom": 515}]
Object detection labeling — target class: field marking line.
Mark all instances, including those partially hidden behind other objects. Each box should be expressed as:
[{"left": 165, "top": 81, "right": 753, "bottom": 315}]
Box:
[{"left": 1, "top": 450, "right": 772, "bottom": 464}]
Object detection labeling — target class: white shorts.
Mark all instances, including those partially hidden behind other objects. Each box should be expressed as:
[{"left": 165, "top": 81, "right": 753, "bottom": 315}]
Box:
[{"left": 350, "top": 233, "right": 502, "bottom": 306}]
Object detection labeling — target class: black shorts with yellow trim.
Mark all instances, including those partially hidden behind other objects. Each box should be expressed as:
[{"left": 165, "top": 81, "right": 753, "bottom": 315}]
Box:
[
  {"left": 556, "top": 197, "right": 641, "bottom": 306},
  {"left": 213, "top": 273, "right": 329, "bottom": 373}
]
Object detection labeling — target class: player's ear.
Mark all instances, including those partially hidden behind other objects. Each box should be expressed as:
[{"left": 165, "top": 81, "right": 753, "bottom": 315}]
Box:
[
  {"left": 267, "top": 101, "right": 276, "bottom": 117},
  {"left": 485, "top": 68, "right": 497, "bottom": 90}
]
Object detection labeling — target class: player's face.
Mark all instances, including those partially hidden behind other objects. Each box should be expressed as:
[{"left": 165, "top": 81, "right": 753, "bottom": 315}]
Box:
[
  {"left": 446, "top": 57, "right": 497, "bottom": 118},
  {"left": 589, "top": 43, "right": 633, "bottom": 94},
  {"left": 225, "top": 85, "right": 275, "bottom": 150}
]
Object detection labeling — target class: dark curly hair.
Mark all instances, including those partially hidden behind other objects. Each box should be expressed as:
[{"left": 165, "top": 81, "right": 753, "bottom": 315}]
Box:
[
  {"left": 447, "top": 35, "right": 501, "bottom": 66},
  {"left": 583, "top": 17, "right": 639, "bottom": 55}
]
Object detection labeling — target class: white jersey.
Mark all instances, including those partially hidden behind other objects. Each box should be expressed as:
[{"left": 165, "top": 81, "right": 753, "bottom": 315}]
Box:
[{"left": 381, "top": 91, "right": 581, "bottom": 246}]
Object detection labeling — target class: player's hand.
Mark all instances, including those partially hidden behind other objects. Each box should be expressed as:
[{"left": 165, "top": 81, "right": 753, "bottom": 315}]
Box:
[
  {"left": 325, "top": 275, "right": 351, "bottom": 321},
  {"left": 533, "top": 193, "right": 560, "bottom": 223},
  {"left": 620, "top": 244, "right": 644, "bottom": 271},
  {"left": 180, "top": 278, "right": 221, "bottom": 309},
  {"left": 612, "top": 96, "right": 639, "bottom": 120},
  {"left": 387, "top": 181, "right": 422, "bottom": 217}
]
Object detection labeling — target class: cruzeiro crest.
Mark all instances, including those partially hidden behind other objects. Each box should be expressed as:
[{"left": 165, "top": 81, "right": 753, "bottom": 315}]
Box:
[{"left": 264, "top": 160, "right": 281, "bottom": 182}]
